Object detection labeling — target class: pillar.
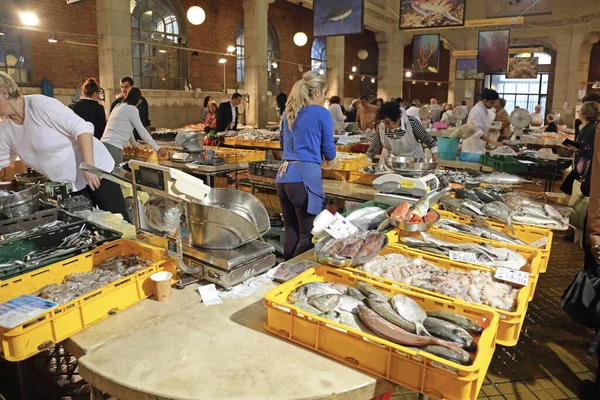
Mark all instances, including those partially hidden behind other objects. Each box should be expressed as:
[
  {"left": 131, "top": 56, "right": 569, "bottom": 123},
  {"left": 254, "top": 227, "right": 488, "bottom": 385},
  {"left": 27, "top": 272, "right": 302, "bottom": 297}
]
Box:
[
  {"left": 376, "top": 31, "right": 412, "bottom": 101},
  {"left": 243, "top": 0, "right": 270, "bottom": 128},
  {"left": 326, "top": 36, "right": 345, "bottom": 98},
  {"left": 553, "top": 30, "right": 588, "bottom": 124},
  {"left": 96, "top": 0, "right": 133, "bottom": 115}
]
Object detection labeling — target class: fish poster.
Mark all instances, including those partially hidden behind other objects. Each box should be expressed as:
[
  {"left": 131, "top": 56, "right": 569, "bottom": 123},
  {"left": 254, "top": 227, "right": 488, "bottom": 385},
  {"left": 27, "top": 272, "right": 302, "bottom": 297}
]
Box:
[
  {"left": 477, "top": 29, "right": 510, "bottom": 74},
  {"left": 456, "top": 59, "right": 484, "bottom": 80},
  {"left": 506, "top": 56, "right": 539, "bottom": 79},
  {"left": 412, "top": 34, "right": 440, "bottom": 74},
  {"left": 400, "top": 0, "right": 466, "bottom": 30},
  {"left": 313, "top": 0, "right": 364, "bottom": 37}
]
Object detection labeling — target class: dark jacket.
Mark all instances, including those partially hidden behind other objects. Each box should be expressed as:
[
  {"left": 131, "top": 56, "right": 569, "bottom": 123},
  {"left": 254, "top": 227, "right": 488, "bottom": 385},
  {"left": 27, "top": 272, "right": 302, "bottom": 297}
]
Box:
[
  {"left": 216, "top": 101, "right": 238, "bottom": 132},
  {"left": 110, "top": 95, "right": 151, "bottom": 141},
  {"left": 545, "top": 121, "right": 558, "bottom": 133},
  {"left": 70, "top": 99, "right": 107, "bottom": 140}
]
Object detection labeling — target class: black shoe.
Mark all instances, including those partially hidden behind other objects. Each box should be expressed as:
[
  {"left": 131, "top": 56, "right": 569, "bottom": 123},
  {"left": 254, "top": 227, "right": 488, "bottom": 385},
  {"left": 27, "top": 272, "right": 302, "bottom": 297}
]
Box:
[{"left": 580, "top": 379, "right": 598, "bottom": 400}]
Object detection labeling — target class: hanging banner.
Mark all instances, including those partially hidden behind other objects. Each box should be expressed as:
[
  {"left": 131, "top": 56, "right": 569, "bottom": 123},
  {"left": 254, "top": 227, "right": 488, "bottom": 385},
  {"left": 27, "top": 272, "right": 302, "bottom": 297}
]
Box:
[
  {"left": 506, "top": 56, "right": 539, "bottom": 79},
  {"left": 412, "top": 34, "right": 440, "bottom": 73},
  {"left": 477, "top": 29, "right": 510, "bottom": 74},
  {"left": 313, "top": 0, "right": 364, "bottom": 37},
  {"left": 399, "top": 0, "right": 466, "bottom": 30},
  {"left": 456, "top": 59, "right": 484, "bottom": 80}
]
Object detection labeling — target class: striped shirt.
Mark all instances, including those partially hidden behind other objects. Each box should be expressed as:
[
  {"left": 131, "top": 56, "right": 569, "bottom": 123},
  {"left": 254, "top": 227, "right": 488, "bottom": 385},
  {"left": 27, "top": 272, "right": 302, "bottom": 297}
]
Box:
[{"left": 366, "top": 116, "right": 438, "bottom": 159}]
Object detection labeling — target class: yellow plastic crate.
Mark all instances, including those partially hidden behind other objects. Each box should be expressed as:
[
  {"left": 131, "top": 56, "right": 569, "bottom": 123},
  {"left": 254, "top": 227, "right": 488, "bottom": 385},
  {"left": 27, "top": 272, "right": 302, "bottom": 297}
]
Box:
[
  {"left": 336, "top": 144, "right": 353, "bottom": 153},
  {"left": 0, "top": 239, "right": 176, "bottom": 361},
  {"left": 348, "top": 170, "right": 377, "bottom": 186},
  {"left": 330, "top": 152, "right": 368, "bottom": 171},
  {"left": 387, "top": 229, "right": 542, "bottom": 302},
  {"left": 321, "top": 169, "right": 350, "bottom": 181},
  {"left": 341, "top": 245, "right": 528, "bottom": 347},
  {"left": 223, "top": 137, "right": 240, "bottom": 146},
  {"left": 433, "top": 209, "right": 553, "bottom": 273},
  {"left": 264, "top": 266, "right": 499, "bottom": 400}
]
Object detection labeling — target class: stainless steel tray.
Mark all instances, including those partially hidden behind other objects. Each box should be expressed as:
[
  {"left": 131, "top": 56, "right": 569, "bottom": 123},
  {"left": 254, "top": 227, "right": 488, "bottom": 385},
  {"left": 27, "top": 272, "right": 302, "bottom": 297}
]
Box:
[
  {"left": 385, "top": 156, "right": 438, "bottom": 174},
  {"left": 314, "top": 234, "right": 388, "bottom": 268}
]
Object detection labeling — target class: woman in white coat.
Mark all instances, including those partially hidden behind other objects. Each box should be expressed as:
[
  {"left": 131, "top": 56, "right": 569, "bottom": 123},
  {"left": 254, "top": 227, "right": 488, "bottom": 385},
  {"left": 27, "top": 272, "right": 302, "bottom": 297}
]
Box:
[
  {"left": 328, "top": 96, "right": 346, "bottom": 134},
  {"left": 462, "top": 89, "right": 504, "bottom": 154}
]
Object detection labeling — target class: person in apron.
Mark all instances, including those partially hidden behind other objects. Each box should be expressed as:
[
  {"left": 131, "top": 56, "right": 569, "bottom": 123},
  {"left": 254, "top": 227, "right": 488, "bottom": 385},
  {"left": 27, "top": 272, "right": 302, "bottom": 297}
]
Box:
[
  {"left": 276, "top": 71, "right": 336, "bottom": 260},
  {"left": 366, "top": 101, "right": 438, "bottom": 163},
  {"left": 463, "top": 89, "right": 503, "bottom": 154}
]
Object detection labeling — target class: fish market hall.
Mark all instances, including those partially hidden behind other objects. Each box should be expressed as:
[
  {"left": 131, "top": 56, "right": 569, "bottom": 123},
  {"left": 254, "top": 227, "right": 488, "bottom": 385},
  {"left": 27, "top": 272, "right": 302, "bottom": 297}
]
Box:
[{"left": 1, "top": 0, "right": 600, "bottom": 399}]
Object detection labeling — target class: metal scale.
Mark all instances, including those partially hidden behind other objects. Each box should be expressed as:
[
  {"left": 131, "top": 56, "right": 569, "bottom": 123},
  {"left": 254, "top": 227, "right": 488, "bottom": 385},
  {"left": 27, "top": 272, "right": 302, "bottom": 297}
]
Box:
[
  {"left": 372, "top": 156, "right": 441, "bottom": 206},
  {"left": 170, "top": 131, "right": 224, "bottom": 166},
  {"left": 81, "top": 160, "right": 275, "bottom": 289}
]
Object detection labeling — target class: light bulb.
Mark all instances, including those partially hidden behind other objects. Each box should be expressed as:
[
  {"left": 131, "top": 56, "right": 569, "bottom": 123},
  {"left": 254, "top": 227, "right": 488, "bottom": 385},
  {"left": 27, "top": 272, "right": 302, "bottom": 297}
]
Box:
[
  {"left": 349, "top": 74, "right": 354, "bottom": 80},
  {"left": 293, "top": 32, "right": 308, "bottom": 47},
  {"left": 351, "top": 66, "right": 357, "bottom": 73},
  {"left": 159, "top": 48, "right": 167, "bottom": 53},
  {"left": 271, "top": 61, "right": 278, "bottom": 68},
  {"left": 425, "top": 82, "right": 429, "bottom": 86},
  {"left": 227, "top": 45, "right": 236, "bottom": 53},
  {"left": 20, "top": 12, "right": 39, "bottom": 26},
  {"left": 371, "top": 78, "right": 376, "bottom": 83},
  {"left": 405, "top": 71, "right": 412, "bottom": 78},
  {"left": 187, "top": 6, "right": 206, "bottom": 25},
  {"left": 437, "top": 82, "right": 441, "bottom": 86},
  {"left": 319, "top": 69, "right": 324, "bottom": 75},
  {"left": 412, "top": 81, "right": 416, "bottom": 84},
  {"left": 218, "top": 57, "right": 227, "bottom": 64},
  {"left": 361, "top": 76, "right": 365, "bottom": 81},
  {"left": 48, "top": 33, "right": 58, "bottom": 43},
  {"left": 0, "top": 28, "right": 5, "bottom": 36}
]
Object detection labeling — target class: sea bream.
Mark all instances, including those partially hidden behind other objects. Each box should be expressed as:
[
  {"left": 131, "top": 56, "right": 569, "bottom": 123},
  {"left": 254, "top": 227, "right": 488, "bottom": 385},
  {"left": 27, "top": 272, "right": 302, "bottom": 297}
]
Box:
[
  {"left": 288, "top": 282, "right": 341, "bottom": 303},
  {"left": 391, "top": 294, "right": 431, "bottom": 336}
]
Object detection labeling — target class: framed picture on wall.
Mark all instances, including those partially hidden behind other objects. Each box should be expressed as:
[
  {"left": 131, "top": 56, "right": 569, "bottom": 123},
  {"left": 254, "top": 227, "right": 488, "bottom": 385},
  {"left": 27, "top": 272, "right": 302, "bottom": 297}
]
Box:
[
  {"left": 412, "top": 34, "right": 440, "bottom": 73},
  {"left": 399, "top": 0, "right": 467, "bottom": 30},
  {"left": 313, "top": 0, "right": 365, "bottom": 37},
  {"left": 456, "top": 59, "right": 484, "bottom": 80},
  {"left": 477, "top": 29, "right": 510, "bottom": 74},
  {"left": 506, "top": 56, "right": 539, "bottom": 79}
]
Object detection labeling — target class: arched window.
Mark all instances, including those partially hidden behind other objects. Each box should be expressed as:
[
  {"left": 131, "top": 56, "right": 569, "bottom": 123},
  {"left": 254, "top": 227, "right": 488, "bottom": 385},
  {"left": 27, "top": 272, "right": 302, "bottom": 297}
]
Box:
[
  {"left": 0, "top": 1, "right": 33, "bottom": 84},
  {"left": 131, "top": 0, "right": 188, "bottom": 90},
  {"left": 311, "top": 38, "right": 326, "bottom": 77},
  {"left": 236, "top": 19, "right": 281, "bottom": 93}
]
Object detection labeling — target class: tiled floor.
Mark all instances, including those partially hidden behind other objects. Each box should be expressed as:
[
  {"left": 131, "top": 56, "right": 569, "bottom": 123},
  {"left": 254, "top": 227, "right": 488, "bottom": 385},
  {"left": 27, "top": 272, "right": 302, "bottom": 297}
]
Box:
[{"left": 393, "top": 236, "right": 597, "bottom": 400}]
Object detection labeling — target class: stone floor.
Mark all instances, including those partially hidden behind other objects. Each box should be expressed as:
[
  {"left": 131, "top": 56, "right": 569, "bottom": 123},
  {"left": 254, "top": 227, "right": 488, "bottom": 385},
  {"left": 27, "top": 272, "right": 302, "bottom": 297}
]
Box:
[{"left": 394, "top": 236, "right": 597, "bottom": 400}]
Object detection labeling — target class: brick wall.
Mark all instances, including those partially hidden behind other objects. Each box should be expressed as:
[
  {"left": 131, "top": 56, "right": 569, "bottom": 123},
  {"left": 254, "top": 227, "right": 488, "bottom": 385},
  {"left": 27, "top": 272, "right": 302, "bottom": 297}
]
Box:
[{"left": 27, "top": 0, "right": 98, "bottom": 88}]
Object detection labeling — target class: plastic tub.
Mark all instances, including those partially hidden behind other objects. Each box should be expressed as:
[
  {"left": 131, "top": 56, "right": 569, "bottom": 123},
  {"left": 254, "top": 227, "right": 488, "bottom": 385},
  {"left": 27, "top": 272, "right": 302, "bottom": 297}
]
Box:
[
  {"left": 459, "top": 152, "right": 483, "bottom": 162},
  {"left": 437, "top": 137, "right": 459, "bottom": 161}
]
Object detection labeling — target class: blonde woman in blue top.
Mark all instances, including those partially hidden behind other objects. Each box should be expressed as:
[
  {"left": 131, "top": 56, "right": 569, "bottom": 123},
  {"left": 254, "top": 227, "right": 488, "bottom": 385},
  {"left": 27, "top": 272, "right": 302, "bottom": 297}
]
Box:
[{"left": 277, "top": 71, "right": 336, "bottom": 260}]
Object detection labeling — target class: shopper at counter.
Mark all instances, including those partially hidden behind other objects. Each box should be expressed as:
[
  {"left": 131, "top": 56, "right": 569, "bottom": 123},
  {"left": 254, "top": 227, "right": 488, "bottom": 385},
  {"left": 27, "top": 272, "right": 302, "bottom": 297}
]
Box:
[
  {"left": 102, "top": 88, "right": 167, "bottom": 165},
  {"left": 277, "top": 71, "right": 335, "bottom": 260},
  {"left": 545, "top": 114, "right": 558, "bottom": 133},
  {"left": 70, "top": 78, "right": 106, "bottom": 140},
  {"left": 406, "top": 99, "right": 422, "bottom": 120},
  {"left": 204, "top": 101, "right": 218, "bottom": 132},
  {"left": 216, "top": 93, "right": 242, "bottom": 132},
  {"left": 356, "top": 95, "right": 378, "bottom": 130},
  {"left": 531, "top": 104, "right": 544, "bottom": 126},
  {"left": 0, "top": 71, "right": 130, "bottom": 221},
  {"left": 463, "top": 89, "right": 503, "bottom": 154},
  {"left": 366, "top": 102, "right": 438, "bottom": 163},
  {"left": 200, "top": 95, "right": 212, "bottom": 122},
  {"left": 328, "top": 96, "right": 346, "bottom": 134},
  {"left": 429, "top": 98, "right": 443, "bottom": 123},
  {"left": 110, "top": 77, "right": 150, "bottom": 141},
  {"left": 441, "top": 104, "right": 455, "bottom": 125},
  {"left": 346, "top": 99, "right": 359, "bottom": 123},
  {"left": 494, "top": 98, "right": 511, "bottom": 141}
]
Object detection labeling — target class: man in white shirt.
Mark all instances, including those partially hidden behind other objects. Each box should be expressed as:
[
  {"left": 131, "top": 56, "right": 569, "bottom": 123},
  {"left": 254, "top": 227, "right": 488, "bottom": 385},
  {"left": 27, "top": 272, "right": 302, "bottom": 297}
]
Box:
[
  {"left": 216, "top": 93, "right": 243, "bottom": 132},
  {"left": 429, "top": 98, "right": 443, "bottom": 123},
  {"left": 406, "top": 99, "right": 422, "bottom": 119},
  {"left": 463, "top": 89, "right": 504, "bottom": 154}
]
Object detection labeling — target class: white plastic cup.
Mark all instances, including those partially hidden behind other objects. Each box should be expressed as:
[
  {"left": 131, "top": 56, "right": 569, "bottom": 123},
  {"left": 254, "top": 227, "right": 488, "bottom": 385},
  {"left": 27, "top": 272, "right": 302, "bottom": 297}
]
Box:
[{"left": 151, "top": 271, "right": 173, "bottom": 302}]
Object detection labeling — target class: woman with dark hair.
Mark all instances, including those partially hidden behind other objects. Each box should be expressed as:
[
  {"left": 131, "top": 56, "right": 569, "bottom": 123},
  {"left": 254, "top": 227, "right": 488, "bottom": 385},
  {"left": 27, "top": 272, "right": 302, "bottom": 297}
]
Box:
[
  {"left": 276, "top": 92, "right": 288, "bottom": 117},
  {"left": 101, "top": 87, "right": 167, "bottom": 165},
  {"left": 328, "top": 96, "right": 346, "bottom": 134},
  {"left": 71, "top": 78, "right": 106, "bottom": 139},
  {"left": 463, "top": 88, "right": 503, "bottom": 154},
  {"left": 200, "top": 95, "right": 212, "bottom": 122},
  {"left": 367, "top": 102, "right": 438, "bottom": 162}
]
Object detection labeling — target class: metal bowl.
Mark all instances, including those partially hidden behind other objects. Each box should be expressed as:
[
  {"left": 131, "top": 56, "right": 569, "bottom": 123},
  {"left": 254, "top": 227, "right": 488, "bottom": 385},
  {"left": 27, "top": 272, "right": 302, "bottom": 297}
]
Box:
[
  {"left": 385, "top": 156, "right": 438, "bottom": 174},
  {"left": 385, "top": 208, "right": 440, "bottom": 232},
  {"left": 314, "top": 234, "right": 388, "bottom": 268},
  {"left": 1, "top": 184, "right": 40, "bottom": 219}
]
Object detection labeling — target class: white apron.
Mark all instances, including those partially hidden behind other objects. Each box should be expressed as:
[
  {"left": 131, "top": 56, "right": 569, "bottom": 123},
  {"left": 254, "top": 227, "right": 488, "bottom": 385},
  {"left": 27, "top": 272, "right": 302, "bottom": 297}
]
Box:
[
  {"left": 378, "top": 109, "right": 424, "bottom": 164},
  {"left": 463, "top": 103, "right": 496, "bottom": 154}
]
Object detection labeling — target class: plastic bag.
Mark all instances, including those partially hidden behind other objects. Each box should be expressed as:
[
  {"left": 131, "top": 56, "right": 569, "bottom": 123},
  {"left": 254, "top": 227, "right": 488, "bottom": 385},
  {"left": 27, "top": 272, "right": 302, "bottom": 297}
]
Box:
[{"left": 144, "top": 195, "right": 184, "bottom": 234}]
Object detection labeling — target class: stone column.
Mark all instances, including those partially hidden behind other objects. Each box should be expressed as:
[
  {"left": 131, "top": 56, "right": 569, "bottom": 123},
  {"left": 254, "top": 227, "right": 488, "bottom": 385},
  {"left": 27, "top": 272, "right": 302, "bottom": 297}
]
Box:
[
  {"left": 96, "top": 0, "right": 133, "bottom": 116},
  {"left": 243, "top": 0, "right": 270, "bottom": 128},
  {"left": 326, "top": 36, "right": 345, "bottom": 99},
  {"left": 376, "top": 31, "right": 412, "bottom": 101}
]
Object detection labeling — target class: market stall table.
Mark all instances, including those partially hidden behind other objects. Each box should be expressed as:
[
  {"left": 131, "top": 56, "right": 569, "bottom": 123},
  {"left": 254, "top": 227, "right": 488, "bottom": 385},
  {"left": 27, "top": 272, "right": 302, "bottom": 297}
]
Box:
[{"left": 63, "top": 252, "right": 394, "bottom": 400}]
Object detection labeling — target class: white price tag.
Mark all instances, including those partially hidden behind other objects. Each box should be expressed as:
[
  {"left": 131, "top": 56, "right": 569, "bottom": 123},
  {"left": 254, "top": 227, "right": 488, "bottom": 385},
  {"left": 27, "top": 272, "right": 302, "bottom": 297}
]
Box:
[
  {"left": 494, "top": 267, "right": 529, "bottom": 286},
  {"left": 198, "top": 284, "right": 223, "bottom": 306},
  {"left": 449, "top": 251, "right": 478, "bottom": 264},
  {"left": 323, "top": 213, "right": 358, "bottom": 239},
  {"left": 337, "top": 136, "right": 350, "bottom": 145},
  {"left": 529, "top": 237, "right": 548, "bottom": 248}
]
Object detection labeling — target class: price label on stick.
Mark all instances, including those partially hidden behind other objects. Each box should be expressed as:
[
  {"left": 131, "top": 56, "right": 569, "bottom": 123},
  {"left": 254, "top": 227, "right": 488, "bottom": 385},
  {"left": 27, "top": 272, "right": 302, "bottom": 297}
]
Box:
[
  {"left": 324, "top": 213, "right": 358, "bottom": 239},
  {"left": 494, "top": 267, "right": 529, "bottom": 287},
  {"left": 449, "top": 251, "right": 478, "bottom": 264},
  {"left": 337, "top": 136, "right": 350, "bottom": 145},
  {"left": 530, "top": 237, "right": 548, "bottom": 248}
]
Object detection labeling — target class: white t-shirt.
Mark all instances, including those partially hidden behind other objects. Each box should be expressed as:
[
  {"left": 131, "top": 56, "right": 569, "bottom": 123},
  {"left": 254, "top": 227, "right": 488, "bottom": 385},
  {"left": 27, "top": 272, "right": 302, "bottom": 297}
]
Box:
[
  {"left": 101, "top": 103, "right": 159, "bottom": 151},
  {"left": 328, "top": 103, "right": 346, "bottom": 132},
  {"left": 406, "top": 106, "right": 422, "bottom": 120},
  {"left": 0, "top": 95, "right": 114, "bottom": 191}
]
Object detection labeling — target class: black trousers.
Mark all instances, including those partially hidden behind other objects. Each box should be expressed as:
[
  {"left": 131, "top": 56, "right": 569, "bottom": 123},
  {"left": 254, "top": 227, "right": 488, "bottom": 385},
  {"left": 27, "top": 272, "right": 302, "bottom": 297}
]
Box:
[
  {"left": 277, "top": 182, "right": 315, "bottom": 261},
  {"left": 72, "top": 180, "right": 131, "bottom": 223}
]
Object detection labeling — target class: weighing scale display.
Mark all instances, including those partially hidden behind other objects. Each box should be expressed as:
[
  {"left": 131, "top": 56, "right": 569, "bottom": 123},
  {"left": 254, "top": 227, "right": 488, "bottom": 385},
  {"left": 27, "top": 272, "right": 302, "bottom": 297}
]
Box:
[{"left": 135, "top": 167, "right": 165, "bottom": 190}]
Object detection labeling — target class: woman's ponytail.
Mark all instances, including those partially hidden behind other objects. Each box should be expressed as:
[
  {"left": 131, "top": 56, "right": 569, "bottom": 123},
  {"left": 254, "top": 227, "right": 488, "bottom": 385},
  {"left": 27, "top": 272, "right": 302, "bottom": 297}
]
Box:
[{"left": 285, "top": 71, "right": 327, "bottom": 130}]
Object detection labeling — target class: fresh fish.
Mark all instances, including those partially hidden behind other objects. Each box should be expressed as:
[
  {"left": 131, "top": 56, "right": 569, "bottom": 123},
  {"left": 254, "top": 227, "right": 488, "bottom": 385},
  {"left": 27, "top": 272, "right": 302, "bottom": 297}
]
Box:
[
  {"left": 311, "top": 294, "right": 364, "bottom": 314},
  {"left": 357, "top": 305, "right": 463, "bottom": 350},
  {"left": 325, "top": 8, "right": 352, "bottom": 23},
  {"left": 331, "top": 282, "right": 351, "bottom": 292},
  {"left": 407, "top": 197, "right": 430, "bottom": 221},
  {"left": 423, "top": 317, "right": 476, "bottom": 351},
  {"left": 510, "top": 212, "right": 565, "bottom": 229},
  {"left": 477, "top": 173, "right": 531, "bottom": 186},
  {"left": 426, "top": 309, "right": 483, "bottom": 334},
  {"left": 377, "top": 218, "right": 392, "bottom": 232},
  {"left": 439, "top": 195, "right": 488, "bottom": 226},
  {"left": 356, "top": 231, "right": 386, "bottom": 258},
  {"left": 356, "top": 281, "right": 390, "bottom": 301},
  {"left": 544, "top": 204, "right": 564, "bottom": 223},
  {"left": 482, "top": 201, "right": 514, "bottom": 233},
  {"left": 474, "top": 189, "right": 497, "bottom": 204},
  {"left": 455, "top": 188, "right": 481, "bottom": 203},
  {"left": 420, "top": 345, "right": 473, "bottom": 365},
  {"left": 347, "top": 207, "right": 387, "bottom": 230},
  {"left": 366, "top": 295, "right": 417, "bottom": 333},
  {"left": 319, "top": 310, "right": 370, "bottom": 332},
  {"left": 391, "top": 202, "right": 411, "bottom": 222},
  {"left": 346, "top": 287, "right": 367, "bottom": 301},
  {"left": 288, "top": 282, "right": 341, "bottom": 303},
  {"left": 293, "top": 302, "right": 321, "bottom": 315},
  {"left": 391, "top": 294, "right": 430, "bottom": 336},
  {"left": 477, "top": 226, "right": 527, "bottom": 246}
]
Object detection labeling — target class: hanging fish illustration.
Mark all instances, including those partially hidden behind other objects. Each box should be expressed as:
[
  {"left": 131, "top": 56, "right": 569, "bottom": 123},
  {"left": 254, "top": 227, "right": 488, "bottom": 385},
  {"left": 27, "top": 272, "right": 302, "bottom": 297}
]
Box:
[
  {"left": 324, "top": 8, "right": 353, "bottom": 23},
  {"left": 410, "top": 0, "right": 462, "bottom": 24}
]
